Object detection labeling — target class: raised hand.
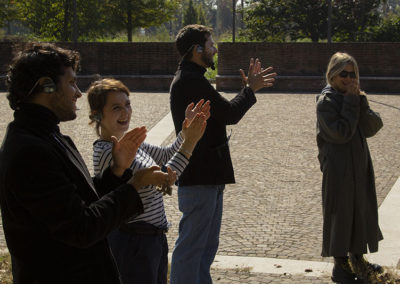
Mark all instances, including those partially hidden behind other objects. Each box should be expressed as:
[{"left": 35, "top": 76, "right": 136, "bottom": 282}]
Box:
[
  {"left": 185, "top": 99, "right": 211, "bottom": 122},
  {"left": 240, "top": 58, "right": 277, "bottom": 93},
  {"left": 110, "top": 126, "right": 147, "bottom": 177},
  {"left": 181, "top": 112, "right": 207, "bottom": 145}
]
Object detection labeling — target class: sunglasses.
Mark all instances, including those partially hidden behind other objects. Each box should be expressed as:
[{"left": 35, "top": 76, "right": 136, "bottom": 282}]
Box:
[{"left": 339, "top": 70, "right": 356, "bottom": 79}]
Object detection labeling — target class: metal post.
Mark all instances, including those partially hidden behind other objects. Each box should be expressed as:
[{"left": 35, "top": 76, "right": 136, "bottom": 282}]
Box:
[
  {"left": 241, "top": 0, "right": 244, "bottom": 29},
  {"left": 232, "top": 0, "right": 236, "bottom": 42},
  {"left": 73, "top": 0, "right": 77, "bottom": 44},
  {"left": 327, "top": 0, "right": 332, "bottom": 43}
]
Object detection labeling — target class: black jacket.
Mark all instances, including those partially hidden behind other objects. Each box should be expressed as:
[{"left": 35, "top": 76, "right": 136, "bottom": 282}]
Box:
[
  {"left": 170, "top": 61, "right": 257, "bottom": 186},
  {"left": 0, "top": 104, "right": 144, "bottom": 284}
]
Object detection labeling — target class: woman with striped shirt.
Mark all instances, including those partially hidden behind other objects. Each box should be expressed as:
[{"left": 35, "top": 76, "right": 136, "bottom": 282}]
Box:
[{"left": 87, "top": 78, "right": 209, "bottom": 284}]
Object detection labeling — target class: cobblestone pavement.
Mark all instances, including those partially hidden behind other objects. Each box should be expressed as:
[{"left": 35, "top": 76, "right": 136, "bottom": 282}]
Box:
[{"left": 0, "top": 91, "right": 399, "bottom": 283}]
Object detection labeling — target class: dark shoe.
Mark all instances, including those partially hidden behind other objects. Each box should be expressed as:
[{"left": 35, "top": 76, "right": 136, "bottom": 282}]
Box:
[
  {"left": 331, "top": 262, "right": 364, "bottom": 283},
  {"left": 366, "top": 261, "right": 383, "bottom": 274},
  {"left": 349, "top": 254, "right": 384, "bottom": 282}
]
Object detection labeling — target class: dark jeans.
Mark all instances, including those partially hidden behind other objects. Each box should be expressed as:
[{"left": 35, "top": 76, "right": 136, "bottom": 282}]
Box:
[{"left": 108, "top": 222, "right": 168, "bottom": 284}]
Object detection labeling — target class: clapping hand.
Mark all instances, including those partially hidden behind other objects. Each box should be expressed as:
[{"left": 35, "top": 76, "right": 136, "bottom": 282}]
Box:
[
  {"left": 181, "top": 112, "right": 207, "bottom": 144},
  {"left": 185, "top": 99, "right": 211, "bottom": 122},
  {"left": 129, "top": 166, "right": 177, "bottom": 194},
  {"left": 240, "top": 58, "right": 277, "bottom": 93},
  {"left": 111, "top": 126, "right": 147, "bottom": 177}
]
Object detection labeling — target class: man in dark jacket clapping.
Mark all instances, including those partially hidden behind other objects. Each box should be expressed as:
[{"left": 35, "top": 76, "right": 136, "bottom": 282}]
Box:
[
  {"left": 169, "top": 24, "right": 277, "bottom": 284},
  {"left": 0, "top": 42, "right": 176, "bottom": 284}
]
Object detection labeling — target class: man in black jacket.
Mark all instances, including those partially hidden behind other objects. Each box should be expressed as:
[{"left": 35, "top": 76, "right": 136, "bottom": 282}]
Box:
[
  {"left": 0, "top": 42, "right": 175, "bottom": 284},
  {"left": 169, "top": 25, "right": 277, "bottom": 284}
]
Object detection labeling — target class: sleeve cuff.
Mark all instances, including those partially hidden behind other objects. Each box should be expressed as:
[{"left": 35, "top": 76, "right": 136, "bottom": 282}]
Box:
[
  {"left": 243, "top": 86, "right": 257, "bottom": 105},
  {"left": 103, "top": 167, "right": 133, "bottom": 184}
]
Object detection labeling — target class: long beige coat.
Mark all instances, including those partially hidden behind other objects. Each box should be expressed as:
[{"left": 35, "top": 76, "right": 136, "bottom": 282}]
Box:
[{"left": 316, "top": 85, "right": 383, "bottom": 257}]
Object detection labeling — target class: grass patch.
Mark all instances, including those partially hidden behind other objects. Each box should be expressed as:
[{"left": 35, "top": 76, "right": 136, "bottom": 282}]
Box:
[{"left": 0, "top": 253, "right": 12, "bottom": 284}]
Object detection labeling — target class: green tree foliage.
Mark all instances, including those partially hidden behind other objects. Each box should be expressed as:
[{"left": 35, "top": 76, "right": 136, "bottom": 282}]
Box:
[
  {"left": 197, "top": 3, "right": 208, "bottom": 25},
  {"left": 381, "top": 0, "right": 400, "bottom": 16},
  {"left": 332, "top": 0, "right": 381, "bottom": 41},
  {"left": 243, "top": 0, "right": 382, "bottom": 42},
  {"left": 183, "top": 0, "right": 198, "bottom": 25},
  {"left": 182, "top": 0, "right": 208, "bottom": 27},
  {"left": 370, "top": 14, "right": 400, "bottom": 41},
  {"left": 0, "top": 0, "right": 19, "bottom": 29},
  {"left": 11, "top": 0, "right": 178, "bottom": 41},
  {"left": 243, "top": 0, "right": 327, "bottom": 42},
  {"left": 109, "top": 0, "right": 178, "bottom": 42},
  {"left": 216, "top": 0, "right": 232, "bottom": 34},
  {"left": 13, "top": 0, "right": 117, "bottom": 41},
  {"left": 127, "top": 0, "right": 215, "bottom": 39}
]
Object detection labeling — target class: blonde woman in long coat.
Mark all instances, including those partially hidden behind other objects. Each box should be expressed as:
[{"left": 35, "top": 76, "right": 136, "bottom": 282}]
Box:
[{"left": 316, "top": 52, "right": 383, "bottom": 283}]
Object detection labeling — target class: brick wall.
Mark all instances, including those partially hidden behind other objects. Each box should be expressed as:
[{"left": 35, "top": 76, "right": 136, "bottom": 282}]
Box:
[
  {"left": 0, "top": 42, "right": 180, "bottom": 91},
  {"left": 1, "top": 42, "right": 400, "bottom": 93},
  {"left": 217, "top": 42, "right": 400, "bottom": 93}
]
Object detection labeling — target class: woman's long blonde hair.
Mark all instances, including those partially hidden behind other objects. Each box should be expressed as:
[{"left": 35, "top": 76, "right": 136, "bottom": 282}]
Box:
[{"left": 326, "top": 52, "right": 360, "bottom": 87}]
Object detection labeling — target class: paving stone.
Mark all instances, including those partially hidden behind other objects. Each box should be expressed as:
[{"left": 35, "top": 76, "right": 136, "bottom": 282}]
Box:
[{"left": 1, "top": 91, "right": 399, "bottom": 283}]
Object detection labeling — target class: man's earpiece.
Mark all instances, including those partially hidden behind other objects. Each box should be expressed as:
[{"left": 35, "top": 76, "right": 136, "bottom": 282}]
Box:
[
  {"left": 196, "top": 46, "right": 203, "bottom": 53},
  {"left": 42, "top": 78, "right": 56, "bottom": 93},
  {"left": 26, "top": 77, "right": 56, "bottom": 97}
]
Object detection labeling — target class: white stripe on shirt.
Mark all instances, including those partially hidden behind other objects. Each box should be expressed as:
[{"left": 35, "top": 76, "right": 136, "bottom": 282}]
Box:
[{"left": 93, "top": 133, "right": 188, "bottom": 228}]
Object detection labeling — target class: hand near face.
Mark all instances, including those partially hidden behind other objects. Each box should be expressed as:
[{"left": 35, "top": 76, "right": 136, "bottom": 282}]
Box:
[
  {"left": 129, "top": 166, "right": 177, "bottom": 191},
  {"left": 344, "top": 79, "right": 360, "bottom": 96},
  {"left": 185, "top": 99, "right": 211, "bottom": 122},
  {"left": 239, "top": 58, "right": 277, "bottom": 93},
  {"left": 110, "top": 126, "right": 147, "bottom": 177}
]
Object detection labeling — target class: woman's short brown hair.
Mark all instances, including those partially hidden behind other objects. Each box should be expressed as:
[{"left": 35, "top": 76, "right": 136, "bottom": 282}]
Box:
[{"left": 87, "top": 78, "right": 130, "bottom": 136}]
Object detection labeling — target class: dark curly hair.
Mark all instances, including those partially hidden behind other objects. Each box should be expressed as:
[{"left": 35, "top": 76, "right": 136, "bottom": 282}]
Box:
[
  {"left": 6, "top": 42, "right": 80, "bottom": 110},
  {"left": 175, "top": 24, "right": 213, "bottom": 61}
]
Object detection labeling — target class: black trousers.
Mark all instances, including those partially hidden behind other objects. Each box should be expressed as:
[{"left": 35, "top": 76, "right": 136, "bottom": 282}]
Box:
[{"left": 108, "top": 222, "right": 168, "bottom": 284}]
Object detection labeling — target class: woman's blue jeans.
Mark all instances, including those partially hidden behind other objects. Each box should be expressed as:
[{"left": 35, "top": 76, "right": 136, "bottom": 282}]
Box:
[{"left": 170, "top": 184, "right": 225, "bottom": 284}]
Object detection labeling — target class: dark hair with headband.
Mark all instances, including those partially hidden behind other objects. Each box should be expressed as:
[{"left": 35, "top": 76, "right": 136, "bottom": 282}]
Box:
[
  {"left": 6, "top": 42, "right": 80, "bottom": 110},
  {"left": 175, "top": 24, "right": 213, "bottom": 62}
]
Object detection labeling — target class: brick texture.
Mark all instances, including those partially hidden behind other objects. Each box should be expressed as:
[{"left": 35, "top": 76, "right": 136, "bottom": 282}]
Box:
[
  {"left": 216, "top": 42, "right": 400, "bottom": 93},
  {"left": 0, "top": 42, "right": 180, "bottom": 91},
  {"left": 1, "top": 42, "right": 400, "bottom": 92}
]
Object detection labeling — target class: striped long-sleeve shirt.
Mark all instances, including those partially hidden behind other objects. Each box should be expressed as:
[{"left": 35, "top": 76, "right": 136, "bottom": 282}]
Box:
[{"left": 93, "top": 132, "right": 189, "bottom": 229}]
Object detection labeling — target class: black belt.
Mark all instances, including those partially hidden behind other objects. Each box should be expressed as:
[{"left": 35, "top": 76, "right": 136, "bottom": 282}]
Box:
[{"left": 119, "top": 222, "right": 168, "bottom": 235}]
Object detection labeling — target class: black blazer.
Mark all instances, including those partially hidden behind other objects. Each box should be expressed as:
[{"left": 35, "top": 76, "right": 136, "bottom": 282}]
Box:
[
  {"left": 170, "top": 61, "right": 257, "bottom": 186},
  {"left": 0, "top": 104, "right": 143, "bottom": 284}
]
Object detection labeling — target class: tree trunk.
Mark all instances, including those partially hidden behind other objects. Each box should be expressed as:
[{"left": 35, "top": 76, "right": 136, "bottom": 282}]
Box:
[
  {"left": 72, "top": 0, "right": 78, "bottom": 44},
  {"left": 127, "top": 0, "right": 132, "bottom": 42},
  {"left": 7, "top": 21, "right": 11, "bottom": 35},
  {"left": 62, "top": 0, "right": 70, "bottom": 41},
  {"left": 311, "top": 32, "right": 319, "bottom": 42}
]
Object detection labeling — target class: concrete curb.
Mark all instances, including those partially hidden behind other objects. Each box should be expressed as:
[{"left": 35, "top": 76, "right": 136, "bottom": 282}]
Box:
[{"left": 368, "top": 176, "right": 400, "bottom": 269}]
